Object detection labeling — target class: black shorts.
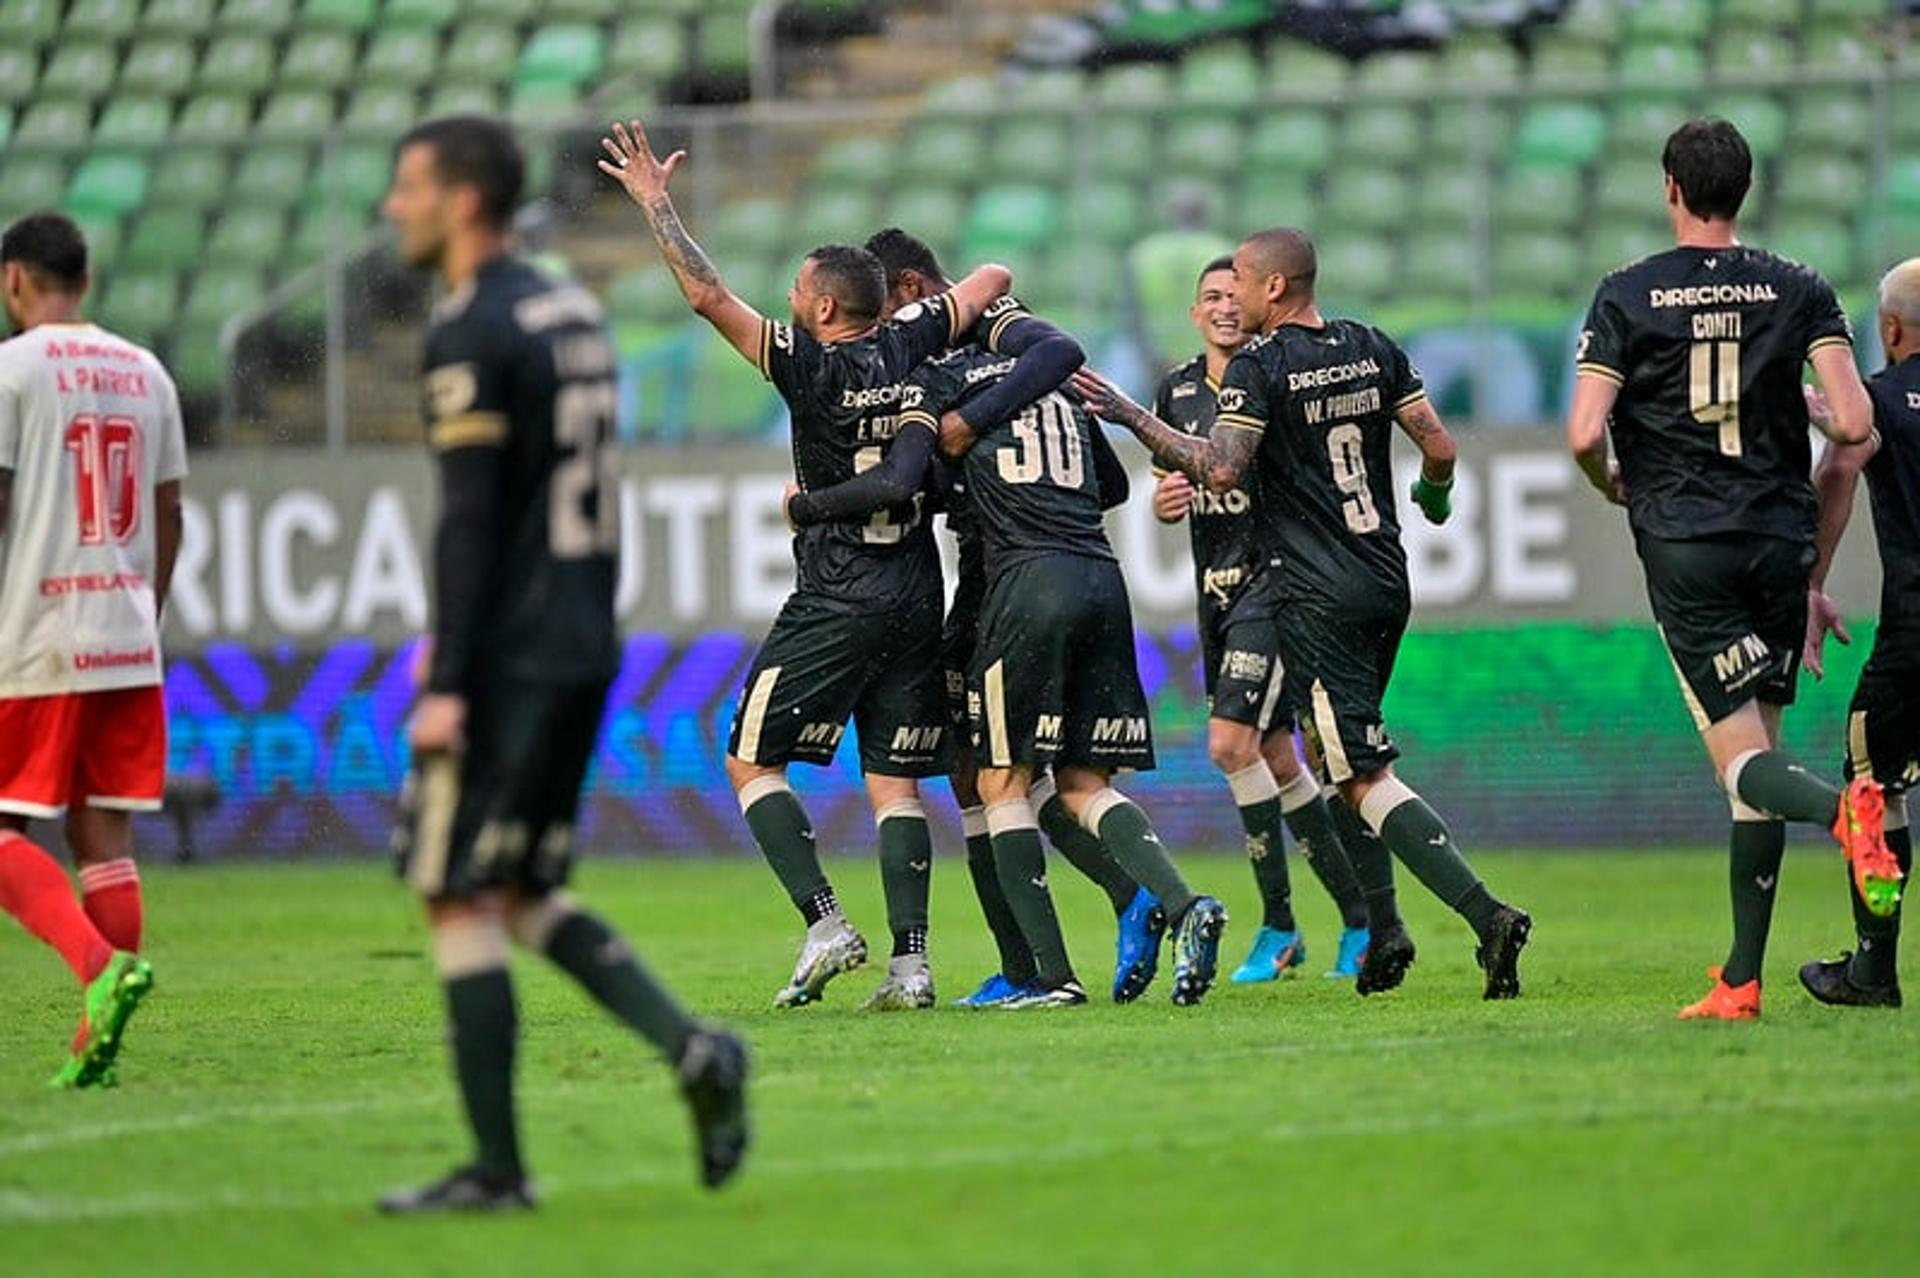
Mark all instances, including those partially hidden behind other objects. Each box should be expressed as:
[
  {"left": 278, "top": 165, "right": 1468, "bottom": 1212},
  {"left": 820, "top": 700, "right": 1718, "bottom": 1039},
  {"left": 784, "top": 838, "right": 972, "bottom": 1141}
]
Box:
[
  {"left": 941, "top": 567, "right": 986, "bottom": 746},
  {"left": 727, "top": 589, "right": 951, "bottom": 777},
  {"left": 1281, "top": 601, "right": 1407, "bottom": 785},
  {"left": 1638, "top": 532, "right": 1813, "bottom": 729},
  {"left": 394, "top": 678, "right": 609, "bottom": 901},
  {"left": 969, "top": 555, "right": 1154, "bottom": 773},
  {"left": 1845, "top": 643, "right": 1920, "bottom": 799},
  {"left": 1200, "top": 572, "right": 1291, "bottom": 733}
]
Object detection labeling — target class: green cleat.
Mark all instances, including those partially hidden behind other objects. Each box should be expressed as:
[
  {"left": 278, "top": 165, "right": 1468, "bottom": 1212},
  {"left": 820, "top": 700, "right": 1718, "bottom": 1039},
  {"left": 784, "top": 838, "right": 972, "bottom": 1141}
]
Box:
[{"left": 50, "top": 952, "right": 154, "bottom": 1091}]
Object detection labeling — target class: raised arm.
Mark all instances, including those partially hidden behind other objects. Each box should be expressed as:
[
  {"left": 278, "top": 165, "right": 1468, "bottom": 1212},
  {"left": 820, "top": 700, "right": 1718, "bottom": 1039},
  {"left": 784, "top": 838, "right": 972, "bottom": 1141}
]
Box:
[
  {"left": 598, "top": 120, "right": 765, "bottom": 366},
  {"left": 1566, "top": 372, "right": 1628, "bottom": 505},
  {"left": 1069, "top": 368, "right": 1256, "bottom": 494}
]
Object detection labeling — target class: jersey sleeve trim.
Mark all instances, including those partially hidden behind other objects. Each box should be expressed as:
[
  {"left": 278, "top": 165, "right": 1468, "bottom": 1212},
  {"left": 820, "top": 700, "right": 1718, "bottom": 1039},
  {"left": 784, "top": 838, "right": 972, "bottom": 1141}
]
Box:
[
  {"left": 896, "top": 409, "right": 939, "bottom": 433},
  {"left": 1215, "top": 413, "right": 1265, "bottom": 433},
  {"left": 754, "top": 320, "right": 774, "bottom": 378},
  {"left": 1392, "top": 389, "right": 1428, "bottom": 411},
  {"left": 429, "top": 412, "right": 509, "bottom": 451},
  {"left": 1575, "top": 362, "right": 1625, "bottom": 386},
  {"left": 1808, "top": 335, "right": 1853, "bottom": 357}
]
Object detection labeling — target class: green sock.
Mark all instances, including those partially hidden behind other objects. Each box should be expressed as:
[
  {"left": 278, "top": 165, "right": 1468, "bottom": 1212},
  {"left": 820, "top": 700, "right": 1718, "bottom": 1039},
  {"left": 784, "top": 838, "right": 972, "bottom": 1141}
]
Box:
[
  {"left": 1036, "top": 787, "right": 1139, "bottom": 914},
  {"left": 987, "top": 803, "right": 1076, "bottom": 987},
  {"left": 1723, "top": 817, "right": 1786, "bottom": 986},
  {"left": 1226, "top": 762, "right": 1294, "bottom": 931},
  {"left": 741, "top": 780, "right": 834, "bottom": 921},
  {"left": 543, "top": 909, "right": 694, "bottom": 1058},
  {"left": 1850, "top": 820, "right": 1910, "bottom": 988},
  {"left": 1331, "top": 789, "right": 1401, "bottom": 932},
  {"left": 1279, "top": 777, "right": 1368, "bottom": 930},
  {"left": 1731, "top": 750, "right": 1840, "bottom": 826},
  {"left": 1367, "top": 784, "right": 1499, "bottom": 941},
  {"left": 443, "top": 967, "right": 522, "bottom": 1181},
  {"left": 876, "top": 804, "right": 932, "bottom": 957},
  {"left": 963, "top": 808, "right": 1036, "bottom": 985},
  {"left": 1090, "top": 793, "right": 1196, "bottom": 921}
]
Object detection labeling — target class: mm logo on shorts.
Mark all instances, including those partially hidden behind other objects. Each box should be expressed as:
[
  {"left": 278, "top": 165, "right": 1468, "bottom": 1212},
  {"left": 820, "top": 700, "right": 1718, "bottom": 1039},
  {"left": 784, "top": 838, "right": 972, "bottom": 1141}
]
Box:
[
  {"left": 890, "top": 724, "right": 944, "bottom": 754},
  {"left": 798, "top": 722, "right": 846, "bottom": 748},
  {"left": 1036, "top": 714, "right": 1064, "bottom": 744},
  {"left": 1092, "top": 717, "right": 1149, "bottom": 745},
  {"left": 1713, "top": 634, "right": 1772, "bottom": 690}
]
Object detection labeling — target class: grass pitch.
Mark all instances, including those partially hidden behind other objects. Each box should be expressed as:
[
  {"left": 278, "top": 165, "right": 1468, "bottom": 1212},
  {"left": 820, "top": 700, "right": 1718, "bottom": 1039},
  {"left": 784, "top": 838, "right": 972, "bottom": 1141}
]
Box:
[{"left": 2, "top": 848, "right": 1916, "bottom": 1278}]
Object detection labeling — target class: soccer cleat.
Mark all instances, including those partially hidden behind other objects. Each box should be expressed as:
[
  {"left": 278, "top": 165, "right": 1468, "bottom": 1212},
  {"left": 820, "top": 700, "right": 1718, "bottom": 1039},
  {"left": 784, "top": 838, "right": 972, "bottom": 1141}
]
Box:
[
  {"left": 1833, "top": 778, "right": 1903, "bottom": 918},
  {"left": 1112, "top": 886, "right": 1167, "bottom": 1003},
  {"left": 377, "top": 1165, "right": 535, "bottom": 1215},
  {"left": 862, "top": 958, "right": 935, "bottom": 1011},
  {"left": 1678, "top": 966, "right": 1761, "bottom": 1021},
  {"left": 1169, "top": 896, "right": 1228, "bottom": 1006},
  {"left": 1325, "top": 926, "right": 1370, "bottom": 979},
  {"left": 1002, "top": 980, "right": 1088, "bottom": 1009},
  {"left": 50, "top": 952, "right": 153, "bottom": 1090},
  {"left": 1229, "top": 926, "right": 1305, "bottom": 984},
  {"left": 677, "top": 1027, "right": 750, "bottom": 1189},
  {"left": 772, "top": 915, "right": 867, "bottom": 1008},
  {"left": 1476, "top": 905, "right": 1532, "bottom": 1001},
  {"left": 1355, "top": 924, "right": 1415, "bottom": 996},
  {"left": 953, "top": 972, "right": 1025, "bottom": 1008},
  {"left": 1798, "top": 954, "right": 1902, "bottom": 1009}
]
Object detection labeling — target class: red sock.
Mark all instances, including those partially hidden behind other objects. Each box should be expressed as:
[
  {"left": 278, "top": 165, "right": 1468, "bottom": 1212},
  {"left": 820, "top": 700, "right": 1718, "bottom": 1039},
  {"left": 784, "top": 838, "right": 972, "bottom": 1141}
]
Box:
[
  {"left": 80, "top": 857, "right": 143, "bottom": 952},
  {"left": 0, "top": 832, "right": 114, "bottom": 984}
]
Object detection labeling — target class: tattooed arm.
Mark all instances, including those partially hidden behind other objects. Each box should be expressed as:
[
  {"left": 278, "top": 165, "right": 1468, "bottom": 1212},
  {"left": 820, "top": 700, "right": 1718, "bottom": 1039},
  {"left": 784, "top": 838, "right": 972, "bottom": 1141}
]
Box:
[
  {"left": 1068, "top": 369, "right": 1258, "bottom": 494},
  {"left": 598, "top": 119, "right": 765, "bottom": 365},
  {"left": 1395, "top": 396, "right": 1457, "bottom": 485}
]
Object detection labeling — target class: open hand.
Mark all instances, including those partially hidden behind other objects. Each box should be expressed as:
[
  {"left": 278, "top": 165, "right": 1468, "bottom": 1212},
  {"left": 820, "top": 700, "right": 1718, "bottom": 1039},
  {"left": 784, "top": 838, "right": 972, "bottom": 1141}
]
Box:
[
  {"left": 1803, "top": 588, "right": 1851, "bottom": 680},
  {"left": 597, "top": 119, "right": 684, "bottom": 205},
  {"left": 1068, "top": 369, "right": 1141, "bottom": 427}
]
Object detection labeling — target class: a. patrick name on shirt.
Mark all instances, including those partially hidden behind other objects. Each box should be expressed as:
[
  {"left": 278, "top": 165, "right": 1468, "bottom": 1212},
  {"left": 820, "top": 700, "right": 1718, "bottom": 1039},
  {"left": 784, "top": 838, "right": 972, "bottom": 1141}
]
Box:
[{"left": 54, "top": 365, "right": 152, "bottom": 399}]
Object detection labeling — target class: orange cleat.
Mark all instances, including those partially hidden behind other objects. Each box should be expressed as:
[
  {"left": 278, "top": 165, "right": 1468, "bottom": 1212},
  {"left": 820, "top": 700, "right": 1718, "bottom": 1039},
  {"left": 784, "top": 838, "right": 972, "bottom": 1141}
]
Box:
[
  {"left": 1833, "top": 777, "right": 1904, "bottom": 919},
  {"left": 1678, "top": 966, "right": 1761, "bottom": 1021}
]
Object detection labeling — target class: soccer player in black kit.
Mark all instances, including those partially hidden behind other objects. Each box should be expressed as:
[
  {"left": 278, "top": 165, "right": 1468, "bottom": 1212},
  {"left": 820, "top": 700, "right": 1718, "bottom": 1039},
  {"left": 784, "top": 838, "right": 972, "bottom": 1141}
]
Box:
[
  {"left": 1566, "top": 119, "right": 1898, "bottom": 1021},
  {"left": 1076, "top": 227, "right": 1533, "bottom": 1001},
  {"left": 1150, "top": 255, "right": 1373, "bottom": 984},
  {"left": 1800, "top": 257, "right": 1920, "bottom": 1009},
  {"left": 599, "top": 123, "right": 1013, "bottom": 1011},
  {"left": 381, "top": 117, "right": 746, "bottom": 1214}
]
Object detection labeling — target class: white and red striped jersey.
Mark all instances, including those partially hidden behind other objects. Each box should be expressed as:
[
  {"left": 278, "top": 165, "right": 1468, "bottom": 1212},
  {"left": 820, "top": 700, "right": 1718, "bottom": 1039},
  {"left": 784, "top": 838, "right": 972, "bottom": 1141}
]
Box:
[{"left": 0, "top": 322, "right": 188, "bottom": 698}]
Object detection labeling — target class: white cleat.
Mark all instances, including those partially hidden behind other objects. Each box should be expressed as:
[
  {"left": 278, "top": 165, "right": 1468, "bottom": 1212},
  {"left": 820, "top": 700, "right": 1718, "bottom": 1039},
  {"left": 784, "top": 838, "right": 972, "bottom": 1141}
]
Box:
[
  {"left": 862, "top": 956, "right": 936, "bottom": 1011},
  {"left": 772, "top": 915, "right": 868, "bottom": 1008}
]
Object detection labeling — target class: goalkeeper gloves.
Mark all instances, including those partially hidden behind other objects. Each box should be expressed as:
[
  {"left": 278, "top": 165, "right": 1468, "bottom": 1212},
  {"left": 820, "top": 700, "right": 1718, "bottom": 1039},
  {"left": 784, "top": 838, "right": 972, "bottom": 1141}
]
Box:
[{"left": 1410, "top": 474, "right": 1453, "bottom": 524}]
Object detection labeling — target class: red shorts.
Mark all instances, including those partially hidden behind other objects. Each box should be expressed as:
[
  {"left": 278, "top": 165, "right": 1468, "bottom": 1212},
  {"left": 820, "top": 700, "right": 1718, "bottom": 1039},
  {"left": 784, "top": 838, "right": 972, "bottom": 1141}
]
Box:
[{"left": 0, "top": 686, "right": 167, "bottom": 818}]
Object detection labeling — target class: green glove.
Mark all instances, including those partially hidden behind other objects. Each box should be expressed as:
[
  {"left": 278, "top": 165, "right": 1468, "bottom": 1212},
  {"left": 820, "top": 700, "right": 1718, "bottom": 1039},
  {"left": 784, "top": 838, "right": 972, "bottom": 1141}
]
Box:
[{"left": 1410, "top": 474, "right": 1453, "bottom": 524}]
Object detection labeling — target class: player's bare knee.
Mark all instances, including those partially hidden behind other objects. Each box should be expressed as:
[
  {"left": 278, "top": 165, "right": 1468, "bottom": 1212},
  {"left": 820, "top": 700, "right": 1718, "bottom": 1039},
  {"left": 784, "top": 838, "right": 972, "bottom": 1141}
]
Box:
[
  {"left": 1261, "top": 732, "right": 1308, "bottom": 785},
  {"left": 66, "top": 807, "right": 131, "bottom": 866},
  {"left": 863, "top": 773, "right": 919, "bottom": 814},
  {"left": 505, "top": 889, "right": 577, "bottom": 951},
  {"left": 974, "top": 766, "right": 1030, "bottom": 807},
  {"left": 725, "top": 754, "right": 780, "bottom": 794},
  {"left": 1206, "top": 720, "right": 1261, "bottom": 774}
]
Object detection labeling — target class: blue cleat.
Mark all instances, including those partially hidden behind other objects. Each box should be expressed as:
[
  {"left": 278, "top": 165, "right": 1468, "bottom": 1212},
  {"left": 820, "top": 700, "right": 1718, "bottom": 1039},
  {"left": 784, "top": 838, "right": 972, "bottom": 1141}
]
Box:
[
  {"left": 1170, "top": 896, "right": 1229, "bottom": 1006},
  {"left": 954, "top": 972, "right": 1025, "bottom": 1008},
  {"left": 1112, "top": 886, "right": 1167, "bottom": 1003},
  {"left": 1326, "top": 926, "right": 1370, "bottom": 979},
  {"left": 1229, "top": 927, "right": 1305, "bottom": 983}
]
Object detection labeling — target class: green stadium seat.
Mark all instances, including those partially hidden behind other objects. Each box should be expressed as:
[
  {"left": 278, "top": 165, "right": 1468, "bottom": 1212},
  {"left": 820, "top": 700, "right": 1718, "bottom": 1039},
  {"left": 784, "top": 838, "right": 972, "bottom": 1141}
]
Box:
[
  {"left": 1808, "top": 0, "right": 1889, "bottom": 20},
  {"left": 922, "top": 75, "right": 993, "bottom": 114},
  {"left": 1883, "top": 158, "right": 1920, "bottom": 216},
  {"left": 1803, "top": 30, "right": 1881, "bottom": 73},
  {"left": 506, "top": 79, "right": 581, "bottom": 129},
  {"left": 1340, "top": 103, "right": 1421, "bottom": 167},
  {"left": 150, "top": 150, "right": 231, "bottom": 210},
  {"left": 256, "top": 91, "right": 337, "bottom": 140},
  {"left": 1428, "top": 101, "right": 1512, "bottom": 161},
  {"left": 704, "top": 194, "right": 790, "bottom": 260},
  {"left": 182, "top": 269, "right": 266, "bottom": 330},
  {"left": 696, "top": 13, "right": 751, "bottom": 80},
  {"left": 875, "top": 189, "right": 964, "bottom": 258},
  {"left": 287, "top": 206, "right": 368, "bottom": 264},
  {"left": 1089, "top": 115, "right": 1157, "bottom": 182},
  {"left": 96, "top": 271, "right": 180, "bottom": 345},
  {"left": 1594, "top": 158, "right": 1660, "bottom": 219},
  {"left": 1012, "top": 68, "right": 1086, "bottom": 113},
  {"left": 1317, "top": 237, "right": 1395, "bottom": 303},
  {"left": 898, "top": 120, "right": 980, "bottom": 183},
  {"left": 312, "top": 142, "right": 391, "bottom": 211},
  {"left": 989, "top": 118, "right": 1070, "bottom": 185},
  {"left": 1708, "top": 31, "right": 1796, "bottom": 79},
  {"left": 280, "top": 32, "right": 359, "bottom": 90},
  {"left": 1787, "top": 89, "right": 1872, "bottom": 154},
  {"left": 689, "top": 328, "right": 777, "bottom": 439},
  {"left": 812, "top": 135, "right": 894, "bottom": 190},
  {"left": 964, "top": 185, "right": 1059, "bottom": 251},
  {"left": 1411, "top": 167, "right": 1480, "bottom": 230},
  {"left": 1556, "top": 0, "right": 1623, "bottom": 45},
  {"left": 1769, "top": 220, "right": 1856, "bottom": 285},
  {"left": 1063, "top": 180, "right": 1143, "bottom": 246},
  {"left": 1497, "top": 167, "right": 1583, "bottom": 232},
  {"left": 93, "top": 97, "right": 173, "bottom": 148},
  {"left": 1493, "top": 231, "right": 1583, "bottom": 299},
  {"left": 144, "top": 0, "right": 218, "bottom": 35},
  {"left": 230, "top": 145, "right": 310, "bottom": 208},
  {"left": 1162, "top": 115, "right": 1244, "bottom": 178},
  {"left": 359, "top": 29, "right": 439, "bottom": 88},
  {"left": 1147, "top": 177, "right": 1225, "bottom": 235},
  {"left": 1177, "top": 42, "right": 1261, "bottom": 104},
  {"left": 0, "top": 106, "right": 13, "bottom": 148},
  {"left": 445, "top": 26, "right": 519, "bottom": 84},
  {"left": 65, "top": 0, "right": 142, "bottom": 41},
  {"left": 1438, "top": 34, "right": 1521, "bottom": 85},
  {"left": 0, "top": 0, "right": 62, "bottom": 45},
  {"left": 794, "top": 189, "right": 873, "bottom": 249},
  {"left": 1231, "top": 173, "right": 1313, "bottom": 231},
  {"left": 1095, "top": 63, "right": 1173, "bottom": 108},
  {"left": 1528, "top": 36, "right": 1609, "bottom": 86},
  {"left": 174, "top": 93, "right": 254, "bottom": 143},
  {"left": 13, "top": 100, "right": 92, "bottom": 148},
  {"left": 607, "top": 18, "right": 686, "bottom": 82},
  {"left": 218, "top": 0, "right": 294, "bottom": 34},
  {"left": 1404, "top": 231, "right": 1475, "bottom": 301},
  {"left": 341, "top": 85, "right": 418, "bottom": 138},
  {"left": 39, "top": 44, "right": 120, "bottom": 104},
  {"left": 1582, "top": 220, "right": 1666, "bottom": 278},
  {"left": 1264, "top": 39, "right": 1347, "bottom": 93},
  {"left": 124, "top": 208, "right": 206, "bottom": 270},
  {"left": 0, "top": 157, "right": 67, "bottom": 218},
  {"left": 607, "top": 265, "right": 687, "bottom": 327},
  {"left": 120, "top": 40, "right": 197, "bottom": 98},
  {"left": 1617, "top": 42, "right": 1704, "bottom": 91},
  {"left": 1774, "top": 153, "right": 1868, "bottom": 218},
  {"left": 1623, "top": 0, "right": 1711, "bottom": 43},
  {"left": 299, "top": 0, "right": 376, "bottom": 30},
  {"left": 1703, "top": 92, "right": 1787, "bottom": 160},
  {"left": 1720, "top": 0, "right": 1800, "bottom": 29},
  {"left": 170, "top": 330, "right": 227, "bottom": 397},
  {"left": 0, "top": 47, "right": 37, "bottom": 106},
  {"left": 426, "top": 84, "right": 501, "bottom": 118},
  {"left": 382, "top": 0, "right": 455, "bottom": 29},
  {"left": 1609, "top": 95, "right": 1693, "bottom": 157},
  {"left": 461, "top": 0, "right": 533, "bottom": 22},
  {"left": 1323, "top": 171, "right": 1409, "bottom": 233},
  {"left": 1512, "top": 101, "right": 1608, "bottom": 169},
  {"left": 198, "top": 36, "right": 277, "bottom": 95},
  {"left": 519, "top": 24, "right": 607, "bottom": 85},
  {"left": 71, "top": 212, "right": 122, "bottom": 270},
  {"left": 1353, "top": 50, "right": 1434, "bottom": 96},
  {"left": 1244, "top": 110, "right": 1332, "bottom": 173},
  {"left": 544, "top": 0, "right": 620, "bottom": 20},
  {"left": 205, "top": 211, "right": 287, "bottom": 268}
]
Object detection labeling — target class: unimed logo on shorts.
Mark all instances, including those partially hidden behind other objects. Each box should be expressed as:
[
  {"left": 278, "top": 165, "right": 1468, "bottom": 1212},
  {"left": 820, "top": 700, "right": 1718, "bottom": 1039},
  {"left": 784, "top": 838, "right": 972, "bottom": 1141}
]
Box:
[{"left": 1092, "top": 717, "right": 1149, "bottom": 745}]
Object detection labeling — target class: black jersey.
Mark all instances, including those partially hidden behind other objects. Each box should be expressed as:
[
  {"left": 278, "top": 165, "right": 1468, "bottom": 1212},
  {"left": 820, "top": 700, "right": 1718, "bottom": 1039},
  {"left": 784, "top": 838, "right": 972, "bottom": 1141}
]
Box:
[
  {"left": 1153, "top": 353, "right": 1278, "bottom": 610},
  {"left": 420, "top": 255, "right": 620, "bottom": 692},
  {"left": 758, "top": 292, "right": 966, "bottom": 607},
  {"left": 900, "top": 347, "right": 1115, "bottom": 580},
  {"left": 1865, "top": 353, "right": 1920, "bottom": 646},
  {"left": 1578, "top": 245, "right": 1853, "bottom": 545},
  {"left": 1216, "top": 319, "right": 1425, "bottom": 612}
]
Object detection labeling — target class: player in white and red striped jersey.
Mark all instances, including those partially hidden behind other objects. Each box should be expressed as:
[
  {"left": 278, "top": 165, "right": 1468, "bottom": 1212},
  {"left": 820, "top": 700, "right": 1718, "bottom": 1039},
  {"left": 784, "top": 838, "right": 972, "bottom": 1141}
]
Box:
[{"left": 0, "top": 212, "right": 182, "bottom": 1088}]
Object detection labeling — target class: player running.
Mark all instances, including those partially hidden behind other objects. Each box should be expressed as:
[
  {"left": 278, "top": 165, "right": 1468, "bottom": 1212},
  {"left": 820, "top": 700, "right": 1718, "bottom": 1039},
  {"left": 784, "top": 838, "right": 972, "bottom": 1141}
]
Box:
[
  {"left": 380, "top": 117, "right": 746, "bottom": 1214},
  {"left": 1565, "top": 119, "right": 1896, "bottom": 1021},
  {"left": 1076, "top": 227, "right": 1534, "bottom": 1000},
  {"left": 0, "top": 212, "right": 174, "bottom": 1089},
  {"left": 1149, "top": 255, "right": 1372, "bottom": 983},
  {"left": 1799, "top": 256, "right": 1920, "bottom": 1009},
  {"left": 600, "top": 122, "right": 1012, "bottom": 1011}
]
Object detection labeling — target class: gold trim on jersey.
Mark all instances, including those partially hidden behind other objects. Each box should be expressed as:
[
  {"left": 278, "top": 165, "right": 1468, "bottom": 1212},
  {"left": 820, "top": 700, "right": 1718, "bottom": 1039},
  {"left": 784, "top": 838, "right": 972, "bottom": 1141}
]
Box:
[
  {"left": 755, "top": 320, "right": 773, "bottom": 378},
  {"left": 1575, "top": 362, "right": 1625, "bottom": 386},
  {"left": 1215, "top": 413, "right": 1265, "bottom": 432},
  {"left": 1808, "top": 336, "right": 1853, "bottom": 356},
  {"left": 897, "top": 409, "right": 939, "bottom": 433},
  {"left": 986, "top": 309, "right": 1023, "bottom": 350},
  {"left": 1393, "top": 389, "right": 1429, "bottom": 411},
  {"left": 429, "top": 412, "right": 508, "bottom": 451}
]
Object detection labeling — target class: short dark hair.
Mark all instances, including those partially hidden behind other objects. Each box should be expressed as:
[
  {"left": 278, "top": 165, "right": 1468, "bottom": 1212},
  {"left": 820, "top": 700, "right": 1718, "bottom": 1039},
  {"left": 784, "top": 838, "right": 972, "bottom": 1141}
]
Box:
[
  {"left": 1662, "top": 119, "right": 1751, "bottom": 222},
  {"left": 806, "top": 244, "right": 886, "bottom": 325},
  {"left": 1196, "top": 254, "right": 1235, "bottom": 294},
  {"left": 1, "top": 211, "right": 88, "bottom": 292},
  {"left": 1241, "top": 228, "right": 1317, "bottom": 297},
  {"left": 396, "top": 115, "right": 525, "bottom": 230},
  {"left": 864, "top": 227, "right": 945, "bottom": 291}
]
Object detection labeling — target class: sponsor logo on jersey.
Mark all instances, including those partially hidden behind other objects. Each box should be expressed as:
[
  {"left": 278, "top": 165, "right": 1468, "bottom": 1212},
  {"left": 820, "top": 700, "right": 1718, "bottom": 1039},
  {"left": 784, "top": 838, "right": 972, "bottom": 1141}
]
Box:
[
  {"left": 892, "top": 301, "right": 926, "bottom": 324},
  {"left": 797, "top": 721, "right": 846, "bottom": 748},
  {"left": 1202, "top": 565, "right": 1246, "bottom": 604},
  {"left": 426, "top": 364, "right": 478, "bottom": 419},
  {"left": 1216, "top": 387, "right": 1248, "bottom": 413},
  {"left": 73, "top": 645, "right": 156, "bottom": 672},
  {"left": 840, "top": 383, "right": 907, "bottom": 409},
  {"left": 1091, "top": 716, "right": 1149, "bottom": 744},
  {"left": 40, "top": 572, "right": 145, "bottom": 597},
  {"left": 1286, "top": 359, "right": 1381, "bottom": 392},
  {"left": 1171, "top": 382, "right": 1200, "bottom": 400},
  {"left": 1193, "top": 488, "right": 1249, "bottom": 516},
  {"left": 1647, "top": 283, "right": 1779, "bottom": 308},
  {"left": 963, "top": 358, "right": 1018, "bottom": 386},
  {"left": 1906, "top": 392, "right": 1920, "bottom": 412},
  {"left": 1223, "top": 649, "right": 1270, "bottom": 683},
  {"left": 772, "top": 322, "right": 796, "bottom": 353}
]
